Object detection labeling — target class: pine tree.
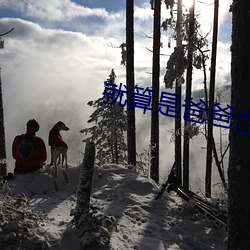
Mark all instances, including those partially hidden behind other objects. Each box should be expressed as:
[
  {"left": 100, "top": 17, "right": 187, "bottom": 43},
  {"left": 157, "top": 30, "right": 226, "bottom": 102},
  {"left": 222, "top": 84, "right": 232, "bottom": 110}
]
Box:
[
  {"left": 183, "top": 0, "right": 195, "bottom": 190},
  {"left": 163, "top": 1, "right": 210, "bottom": 188},
  {"left": 80, "top": 69, "right": 127, "bottom": 166}
]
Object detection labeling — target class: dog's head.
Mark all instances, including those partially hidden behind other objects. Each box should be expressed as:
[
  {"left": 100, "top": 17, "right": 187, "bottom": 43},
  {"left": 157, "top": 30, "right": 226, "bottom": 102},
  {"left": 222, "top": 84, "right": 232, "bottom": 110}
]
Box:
[{"left": 53, "top": 121, "right": 69, "bottom": 131}]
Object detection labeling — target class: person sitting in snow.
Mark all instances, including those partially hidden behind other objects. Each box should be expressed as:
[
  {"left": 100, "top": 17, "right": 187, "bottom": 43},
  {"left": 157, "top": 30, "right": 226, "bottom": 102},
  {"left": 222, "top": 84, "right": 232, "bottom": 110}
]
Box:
[{"left": 12, "top": 119, "right": 47, "bottom": 174}]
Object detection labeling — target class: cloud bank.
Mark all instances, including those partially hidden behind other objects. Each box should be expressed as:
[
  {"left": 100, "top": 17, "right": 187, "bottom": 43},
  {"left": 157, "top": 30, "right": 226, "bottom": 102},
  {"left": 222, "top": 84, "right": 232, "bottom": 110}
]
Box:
[{"left": 0, "top": 0, "right": 232, "bottom": 192}]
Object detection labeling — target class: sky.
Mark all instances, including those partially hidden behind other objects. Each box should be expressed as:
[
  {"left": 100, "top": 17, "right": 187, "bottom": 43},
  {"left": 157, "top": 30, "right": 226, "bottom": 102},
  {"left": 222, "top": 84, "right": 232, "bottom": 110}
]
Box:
[{"left": 0, "top": 0, "right": 232, "bottom": 190}]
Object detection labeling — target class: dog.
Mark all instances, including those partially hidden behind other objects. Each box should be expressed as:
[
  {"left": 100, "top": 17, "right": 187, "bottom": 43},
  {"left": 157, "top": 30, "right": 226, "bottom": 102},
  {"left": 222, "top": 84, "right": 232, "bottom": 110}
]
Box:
[
  {"left": 52, "top": 146, "right": 68, "bottom": 175},
  {"left": 48, "top": 121, "right": 69, "bottom": 176}
]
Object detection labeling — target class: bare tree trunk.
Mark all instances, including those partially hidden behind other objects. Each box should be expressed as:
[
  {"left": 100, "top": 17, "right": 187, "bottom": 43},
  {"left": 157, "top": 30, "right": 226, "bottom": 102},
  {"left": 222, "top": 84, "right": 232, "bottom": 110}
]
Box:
[
  {"left": 114, "top": 106, "right": 119, "bottom": 164},
  {"left": 114, "top": 140, "right": 118, "bottom": 164},
  {"left": 183, "top": 0, "right": 195, "bottom": 189},
  {"left": 74, "top": 142, "right": 95, "bottom": 226},
  {"left": 205, "top": 0, "right": 219, "bottom": 197},
  {"left": 175, "top": 0, "right": 182, "bottom": 183},
  {"left": 0, "top": 30, "right": 13, "bottom": 178},
  {"left": 0, "top": 70, "right": 7, "bottom": 177},
  {"left": 228, "top": 0, "right": 250, "bottom": 248},
  {"left": 150, "top": 0, "right": 161, "bottom": 184},
  {"left": 211, "top": 137, "right": 227, "bottom": 191},
  {"left": 126, "top": 0, "right": 136, "bottom": 166},
  {"left": 74, "top": 142, "right": 116, "bottom": 248}
]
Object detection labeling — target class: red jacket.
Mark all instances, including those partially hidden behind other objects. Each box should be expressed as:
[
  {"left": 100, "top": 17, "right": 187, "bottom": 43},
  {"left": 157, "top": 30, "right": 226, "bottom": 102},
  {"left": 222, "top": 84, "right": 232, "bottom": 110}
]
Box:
[
  {"left": 48, "top": 128, "right": 68, "bottom": 149},
  {"left": 12, "top": 131, "right": 47, "bottom": 171}
]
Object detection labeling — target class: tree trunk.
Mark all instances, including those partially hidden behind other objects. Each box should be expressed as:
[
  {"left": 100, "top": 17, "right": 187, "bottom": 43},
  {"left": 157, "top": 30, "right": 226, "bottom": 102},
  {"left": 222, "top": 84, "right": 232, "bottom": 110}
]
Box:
[
  {"left": 114, "top": 139, "right": 118, "bottom": 164},
  {"left": 114, "top": 105, "right": 119, "bottom": 164},
  {"left": 74, "top": 142, "right": 116, "bottom": 248},
  {"left": 150, "top": 0, "right": 161, "bottom": 184},
  {"left": 228, "top": 0, "right": 250, "bottom": 249},
  {"left": 183, "top": 0, "right": 195, "bottom": 189},
  {"left": 0, "top": 70, "right": 7, "bottom": 177},
  {"left": 205, "top": 0, "right": 219, "bottom": 198},
  {"left": 126, "top": 0, "right": 136, "bottom": 166},
  {"left": 211, "top": 137, "right": 227, "bottom": 191},
  {"left": 74, "top": 142, "right": 95, "bottom": 227},
  {"left": 175, "top": 0, "right": 183, "bottom": 183}
]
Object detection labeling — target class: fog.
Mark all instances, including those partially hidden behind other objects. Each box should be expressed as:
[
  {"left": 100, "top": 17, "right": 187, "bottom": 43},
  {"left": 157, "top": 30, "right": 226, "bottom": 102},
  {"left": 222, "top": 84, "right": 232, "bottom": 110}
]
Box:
[{"left": 0, "top": 0, "right": 232, "bottom": 193}]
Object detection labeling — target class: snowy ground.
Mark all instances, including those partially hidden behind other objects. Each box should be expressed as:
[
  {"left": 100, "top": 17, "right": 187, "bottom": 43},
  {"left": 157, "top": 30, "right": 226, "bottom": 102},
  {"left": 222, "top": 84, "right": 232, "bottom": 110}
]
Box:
[{"left": 1, "top": 164, "right": 227, "bottom": 250}]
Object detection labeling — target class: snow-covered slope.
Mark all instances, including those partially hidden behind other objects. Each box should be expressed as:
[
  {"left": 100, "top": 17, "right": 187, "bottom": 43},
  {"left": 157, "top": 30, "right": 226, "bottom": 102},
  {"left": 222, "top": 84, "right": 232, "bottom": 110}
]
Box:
[{"left": 2, "top": 164, "right": 227, "bottom": 250}]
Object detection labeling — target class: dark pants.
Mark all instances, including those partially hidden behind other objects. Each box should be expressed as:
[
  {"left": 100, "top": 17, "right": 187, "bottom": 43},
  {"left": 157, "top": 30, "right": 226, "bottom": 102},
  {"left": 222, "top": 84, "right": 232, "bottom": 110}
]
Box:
[{"left": 14, "top": 165, "right": 43, "bottom": 175}]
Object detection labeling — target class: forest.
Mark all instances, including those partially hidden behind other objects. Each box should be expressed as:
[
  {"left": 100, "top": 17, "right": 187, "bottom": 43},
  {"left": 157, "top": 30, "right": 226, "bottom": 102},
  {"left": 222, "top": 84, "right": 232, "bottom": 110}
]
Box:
[{"left": 0, "top": 0, "right": 250, "bottom": 249}]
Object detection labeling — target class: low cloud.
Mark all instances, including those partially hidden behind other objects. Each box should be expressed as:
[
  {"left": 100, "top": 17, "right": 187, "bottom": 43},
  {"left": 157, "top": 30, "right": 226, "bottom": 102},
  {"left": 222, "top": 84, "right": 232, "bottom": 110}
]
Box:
[
  {"left": 0, "top": 0, "right": 109, "bottom": 21},
  {"left": 0, "top": 0, "right": 232, "bottom": 194}
]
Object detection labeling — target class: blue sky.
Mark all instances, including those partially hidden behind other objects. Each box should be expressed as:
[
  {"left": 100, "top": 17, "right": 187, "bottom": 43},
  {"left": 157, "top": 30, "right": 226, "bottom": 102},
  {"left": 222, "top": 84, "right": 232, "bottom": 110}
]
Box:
[
  {"left": 0, "top": 0, "right": 232, "bottom": 185},
  {"left": 0, "top": 0, "right": 152, "bottom": 35},
  {"left": 74, "top": 0, "right": 126, "bottom": 12}
]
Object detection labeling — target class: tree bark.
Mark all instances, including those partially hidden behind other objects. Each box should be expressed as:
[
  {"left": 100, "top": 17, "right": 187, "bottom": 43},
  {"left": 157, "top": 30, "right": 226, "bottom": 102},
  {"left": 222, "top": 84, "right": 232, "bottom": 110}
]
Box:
[
  {"left": 150, "top": 0, "right": 161, "bottom": 184},
  {"left": 74, "top": 142, "right": 95, "bottom": 227},
  {"left": 205, "top": 0, "right": 219, "bottom": 198},
  {"left": 0, "top": 70, "right": 7, "bottom": 177},
  {"left": 126, "top": 0, "right": 136, "bottom": 166},
  {"left": 175, "top": 0, "right": 182, "bottom": 183},
  {"left": 228, "top": 0, "right": 250, "bottom": 249},
  {"left": 183, "top": 0, "right": 195, "bottom": 189},
  {"left": 211, "top": 137, "right": 227, "bottom": 191},
  {"left": 74, "top": 142, "right": 116, "bottom": 248}
]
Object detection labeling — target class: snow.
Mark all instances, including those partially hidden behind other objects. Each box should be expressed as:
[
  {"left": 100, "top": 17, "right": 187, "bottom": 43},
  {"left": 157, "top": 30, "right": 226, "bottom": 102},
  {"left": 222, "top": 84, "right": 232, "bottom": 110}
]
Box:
[{"left": 2, "top": 164, "right": 227, "bottom": 250}]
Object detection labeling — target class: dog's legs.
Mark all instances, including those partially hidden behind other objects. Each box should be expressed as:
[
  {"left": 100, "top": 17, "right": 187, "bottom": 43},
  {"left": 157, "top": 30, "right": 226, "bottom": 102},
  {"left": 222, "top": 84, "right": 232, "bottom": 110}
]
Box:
[
  {"left": 61, "top": 152, "right": 68, "bottom": 171},
  {"left": 50, "top": 147, "right": 54, "bottom": 165},
  {"left": 52, "top": 149, "right": 60, "bottom": 177},
  {"left": 52, "top": 147, "right": 68, "bottom": 176},
  {"left": 54, "top": 163, "right": 58, "bottom": 177},
  {"left": 64, "top": 153, "right": 68, "bottom": 171},
  {"left": 57, "top": 154, "right": 61, "bottom": 164},
  {"left": 61, "top": 153, "right": 65, "bottom": 165}
]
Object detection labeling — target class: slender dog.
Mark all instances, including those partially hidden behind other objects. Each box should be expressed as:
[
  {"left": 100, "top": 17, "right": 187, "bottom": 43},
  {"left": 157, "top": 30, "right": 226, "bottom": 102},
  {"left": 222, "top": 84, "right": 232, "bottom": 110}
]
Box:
[{"left": 48, "top": 121, "right": 69, "bottom": 176}]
